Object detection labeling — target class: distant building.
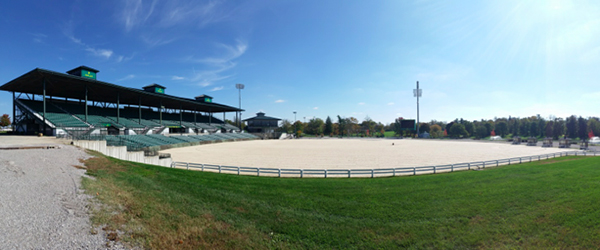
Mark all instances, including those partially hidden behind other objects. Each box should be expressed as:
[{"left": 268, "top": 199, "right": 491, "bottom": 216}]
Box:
[{"left": 243, "top": 112, "right": 281, "bottom": 133}]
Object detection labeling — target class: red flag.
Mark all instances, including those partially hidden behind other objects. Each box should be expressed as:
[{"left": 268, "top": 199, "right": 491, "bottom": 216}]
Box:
[
  {"left": 490, "top": 130, "right": 496, "bottom": 136},
  {"left": 589, "top": 130, "right": 594, "bottom": 139},
  {"left": 443, "top": 129, "right": 448, "bottom": 136}
]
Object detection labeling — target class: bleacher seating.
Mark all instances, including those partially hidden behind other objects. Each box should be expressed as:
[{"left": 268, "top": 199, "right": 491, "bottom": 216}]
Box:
[
  {"left": 103, "top": 133, "right": 258, "bottom": 151},
  {"left": 18, "top": 100, "right": 241, "bottom": 137}
]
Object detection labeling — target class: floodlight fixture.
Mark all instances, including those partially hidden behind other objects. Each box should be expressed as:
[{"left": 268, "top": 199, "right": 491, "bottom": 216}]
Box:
[{"left": 236, "top": 84, "right": 245, "bottom": 129}]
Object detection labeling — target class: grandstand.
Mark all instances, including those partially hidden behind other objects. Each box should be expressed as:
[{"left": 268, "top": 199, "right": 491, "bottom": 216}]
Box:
[{"left": 0, "top": 66, "right": 254, "bottom": 152}]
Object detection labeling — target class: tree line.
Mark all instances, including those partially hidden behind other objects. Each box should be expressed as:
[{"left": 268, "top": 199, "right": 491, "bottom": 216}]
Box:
[
  {"left": 419, "top": 115, "right": 599, "bottom": 140},
  {"left": 274, "top": 114, "right": 600, "bottom": 140}
]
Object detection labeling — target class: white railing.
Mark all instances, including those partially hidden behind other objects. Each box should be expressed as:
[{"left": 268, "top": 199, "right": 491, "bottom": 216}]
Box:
[{"left": 170, "top": 151, "right": 598, "bottom": 178}]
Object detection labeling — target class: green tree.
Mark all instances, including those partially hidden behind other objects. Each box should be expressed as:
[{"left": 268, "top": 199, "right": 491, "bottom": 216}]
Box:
[
  {"left": 495, "top": 121, "right": 508, "bottom": 137},
  {"left": 463, "top": 121, "right": 474, "bottom": 137},
  {"left": 588, "top": 118, "right": 600, "bottom": 137},
  {"left": 519, "top": 120, "right": 530, "bottom": 137},
  {"left": 537, "top": 119, "right": 546, "bottom": 137},
  {"left": 553, "top": 118, "right": 565, "bottom": 139},
  {"left": 430, "top": 124, "right": 443, "bottom": 138},
  {"left": 337, "top": 115, "right": 346, "bottom": 137},
  {"left": 324, "top": 116, "right": 333, "bottom": 136},
  {"left": 449, "top": 123, "right": 468, "bottom": 138},
  {"left": 529, "top": 121, "right": 538, "bottom": 138},
  {"left": 418, "top": 123, "right": 431, "bottom": 136},
  {"left": 474, "top": 124, "right": 488, "bottom": 139},
  {"left": 545, "top": 121, "right": 554, "bottom": 139},
  {"left": 578, "top": 117, "right": 588, "bottom": 140},
  {"left": 566, "top": 115, "right": 578, "bottom": 138},
  {"left": 305, "top": 118, "right": 325, "bottom": 135},
  {"left": 293, "top": 120, "right": 304, "bottom": 136},
  {"left": 0, "top": 114, "right": 10, "bottom": 128},
  {"left": 278, "top": 119, "right": 293, "bottom": 133}
]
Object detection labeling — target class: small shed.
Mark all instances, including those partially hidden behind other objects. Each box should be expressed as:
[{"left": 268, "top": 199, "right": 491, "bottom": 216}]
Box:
[
  {"left": 243, "top": 112, "right": 281, "bottom": 133},
  {"left": 512, "top": 136, "right": 521, "bottom": 145},
  {"left": 542, "top": 137, "right": 553, "bottom": 147}
]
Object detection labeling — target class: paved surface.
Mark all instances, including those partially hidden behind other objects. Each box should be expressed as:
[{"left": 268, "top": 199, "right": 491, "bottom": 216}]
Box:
[{"left": 0, "top": 136, "right": 125, "bottom": 249}]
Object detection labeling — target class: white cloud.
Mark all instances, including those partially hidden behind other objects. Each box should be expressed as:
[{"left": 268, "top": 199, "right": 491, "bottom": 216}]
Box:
[
  {"left": 210, "top": 86, "right": 224, "bottom": 91},
  {"left": 172, "top": 76, "right": 185, "bottom": 80},
  {"left": 387, "top": 102, "right": 394, "bottom": 105},
  {"left": 275, "top": 99, "right": 285, "bottom": 103},
  {"left": 116, "top": 74, "right": 135, "bottom": 82},
  {"left": 119, "top": 0, "right": 229, "bottom": 31},
  {"left": 313, "top": 107, "right": 319, "bottom": 110},
  {"left": 86, "top": 48, "right": 113, "bottom": 59},
  {"left": 30, "top": 33, "right": 47, "bottom": 43},
  {"left": 186, "top": 40, "right": 248, "bottom": 87},
  {"left": 358, "top": 102, "right": 365, "bottom": 105}
]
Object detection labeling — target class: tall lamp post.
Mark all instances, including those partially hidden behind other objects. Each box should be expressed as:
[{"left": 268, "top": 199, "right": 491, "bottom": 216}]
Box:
[
  {"left": 413, "top": 81, "right": 422, "bottom": 137},
  {"left": 235, "top": 83, "right": 245, "bottom": 130},
  {"left": 293, "top": 111, "right": 297, "bottom": 138}
]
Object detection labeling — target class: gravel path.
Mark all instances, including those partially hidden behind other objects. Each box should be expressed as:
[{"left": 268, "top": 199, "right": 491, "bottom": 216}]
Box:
[{"left": 0, "top": 144, "right": 124, "bottom": 249}]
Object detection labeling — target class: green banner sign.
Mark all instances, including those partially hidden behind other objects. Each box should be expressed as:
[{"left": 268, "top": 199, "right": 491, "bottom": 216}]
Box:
[
  {"left": 81, "top": 70, "right": 96, "bottom": 80},
  {"left": 155, "top": 87, "right": 164, "bottom": 94},
  {"left": 205, "top": 97, "right": 212, "bottom": 103}
]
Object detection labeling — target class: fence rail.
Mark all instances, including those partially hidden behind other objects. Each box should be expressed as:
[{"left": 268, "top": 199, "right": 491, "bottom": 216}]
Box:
[{"left": 171, "top": 151, "right": 598, "bottom": 178}]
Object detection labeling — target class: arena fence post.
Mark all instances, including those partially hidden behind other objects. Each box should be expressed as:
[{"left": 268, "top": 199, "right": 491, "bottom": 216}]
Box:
[
  {"left": 278, "top": 168, "right": 281, "bottom": 178},
  {"left": 508, "top": 159, "right": 511, "bottom": 165},
  {"left": 393, "top": 168, "right": 396, "bottom": 177},
  {"left": 451, "top": 164, "right": 454, "bottom": 172},
  {"left": 468, "top": 163, "right": 470, "bottom": 170},
  {"left": 413, "top": 167, "right": 416, "bottom": 175},
  {"left": 371, "top": 169, "right": 374, "bottom": 178},
  {"left": 186, "top": 162, "right": 189, "bottom": 170},
  {"left": 496, "top": 160, "right": 499, "bottom": 167},
  {"left": 219, "top": 165, "right": 221, "bottom": 173},
  {"left": 201, "top": 164, "right": 204, "bottom": 172},
  {"left": 237, "top": 167, "right": 240, "bottom": 175},
  {"left": 434, "top": 166, "right": 436, "bottom": 174},
  {"left": 300, "top": 169, "right": 304, "bottom": 178},
  {"left": 257, "top": 168, "right": 260, "bottom": 177},
  {"left": 348, "top": 169, "right": 351, "bottom": 178},
  {"left": 519, "top": 157, "right": 522, "bottom": 164},
  {"left": 483, "top": 162, "right": 486, "bottom": 169},
  {"left": 324, "top": 170, "right": 327, "bottom": 178}
]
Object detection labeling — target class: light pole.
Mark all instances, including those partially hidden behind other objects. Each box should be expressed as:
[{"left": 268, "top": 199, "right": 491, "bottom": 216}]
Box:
[
  {"left": 293, "top": 111, "right": 297, "bottom": 137},
  {"left": 235, "top": 83, "right": 244, "bottom": 130},
  {"left": 413, "top": 81, "right": 422, "bottom": 137}
]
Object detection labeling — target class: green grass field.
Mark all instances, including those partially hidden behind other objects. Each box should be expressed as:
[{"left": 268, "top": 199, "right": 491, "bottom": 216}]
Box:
[{"left": 82, "top": 153, "right": 600, "bottom": 249}]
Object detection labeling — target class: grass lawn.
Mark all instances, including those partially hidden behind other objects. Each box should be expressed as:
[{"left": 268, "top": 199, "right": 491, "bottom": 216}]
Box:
[{"left": 82, "top": 153, "right": 600, "bottom": 249}]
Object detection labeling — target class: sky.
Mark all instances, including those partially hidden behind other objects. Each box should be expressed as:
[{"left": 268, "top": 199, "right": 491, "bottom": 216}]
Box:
[{"left": 1, "top": 0, "right": 600, "bottom": 125}]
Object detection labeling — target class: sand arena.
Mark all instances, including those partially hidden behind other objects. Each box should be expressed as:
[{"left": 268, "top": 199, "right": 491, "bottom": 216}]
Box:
[{"left": 162, "top": 138, "right": 573, "bottom": 170}]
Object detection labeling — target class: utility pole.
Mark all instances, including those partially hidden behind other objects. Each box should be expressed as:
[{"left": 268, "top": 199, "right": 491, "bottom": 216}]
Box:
[
  {"left": 413, "top": 81, "right": 422, "bottom": 137},
  {"left": 293, "top": 111, "right": 297, "bottom": 138},
  {"left": 235, "top": 84, "right": 245, "bottom": 130}
]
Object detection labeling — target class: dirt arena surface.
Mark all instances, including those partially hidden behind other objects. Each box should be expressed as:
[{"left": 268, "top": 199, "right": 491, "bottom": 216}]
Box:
[{"left": 162, "top": 138, "right": 574, "bottom": 169}]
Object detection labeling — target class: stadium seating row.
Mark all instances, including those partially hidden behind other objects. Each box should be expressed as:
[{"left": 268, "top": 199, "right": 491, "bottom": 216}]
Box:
[
  {"left": 18, "top": 99, "right": 238, "bottom": 132},
  {"left": 105, "top": 133, "right": 258, "bottom": 151}
]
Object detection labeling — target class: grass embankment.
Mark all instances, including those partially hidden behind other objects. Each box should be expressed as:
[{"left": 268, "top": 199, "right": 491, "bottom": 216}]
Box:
[{"left": 82, "top": 153, "right": 600, "bottom": 249}]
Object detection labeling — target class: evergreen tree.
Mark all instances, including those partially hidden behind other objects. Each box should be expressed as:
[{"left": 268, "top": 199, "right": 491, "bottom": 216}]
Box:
[
  {"left": 578, "top": 116, "right": 588, "bottom": 140},
  {"left": 324, "top": 116, "right": 333, "bottom": 135}
]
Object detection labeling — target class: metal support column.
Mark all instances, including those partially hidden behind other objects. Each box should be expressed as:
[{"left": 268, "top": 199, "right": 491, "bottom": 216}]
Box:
[
  {"left": 116, "top": 93, "right": 120, "bottom": 124},
  {"left": 209, "top": 111, "right": 212, "bottom": 125},
  {"left": 85, "top": 86, "right": 88, "bottom": 122},
  {"left": 179, "top": 105, "right": 183, "bottom": 127},
  {"left": 159, "top": 100, "right": 163, "bottom": 126},
  {"left": 12, "top": 92, "right": 16, "bottom": 131},
  {"left": 42, "top": 78, "right": 46, "bottom": 134},
  {"left": 194, "top": 108, "right": 197, "bottom": 126},
  {"left": 138, "top": 96, "right": 142, "bottom": 125}
]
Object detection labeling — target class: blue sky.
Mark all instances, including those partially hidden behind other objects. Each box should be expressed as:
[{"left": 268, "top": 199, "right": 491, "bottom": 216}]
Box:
[{"left": 1, "top": 0, "right": 599, "bottom": 124}]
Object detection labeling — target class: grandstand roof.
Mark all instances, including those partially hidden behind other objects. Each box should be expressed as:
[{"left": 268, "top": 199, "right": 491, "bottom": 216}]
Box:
[
  {"left": 0, "top": 68, "right": 242, "bottom": 113},
  {"left": 243, "top": 112, "right": 281, "bottom": 121}
]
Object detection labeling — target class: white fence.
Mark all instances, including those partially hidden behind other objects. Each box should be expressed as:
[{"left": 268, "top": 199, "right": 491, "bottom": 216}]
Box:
[
  {"left": 171, "top": 151, "right": 598, "bottom": 178},
  {"left": 73, "top": 140, "right": 172, "bottom": 167}
]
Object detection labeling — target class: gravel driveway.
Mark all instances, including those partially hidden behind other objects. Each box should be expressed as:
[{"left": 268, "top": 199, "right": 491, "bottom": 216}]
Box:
[{"left": 0, "top": 144, "right": 124, "bottom": 249}]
